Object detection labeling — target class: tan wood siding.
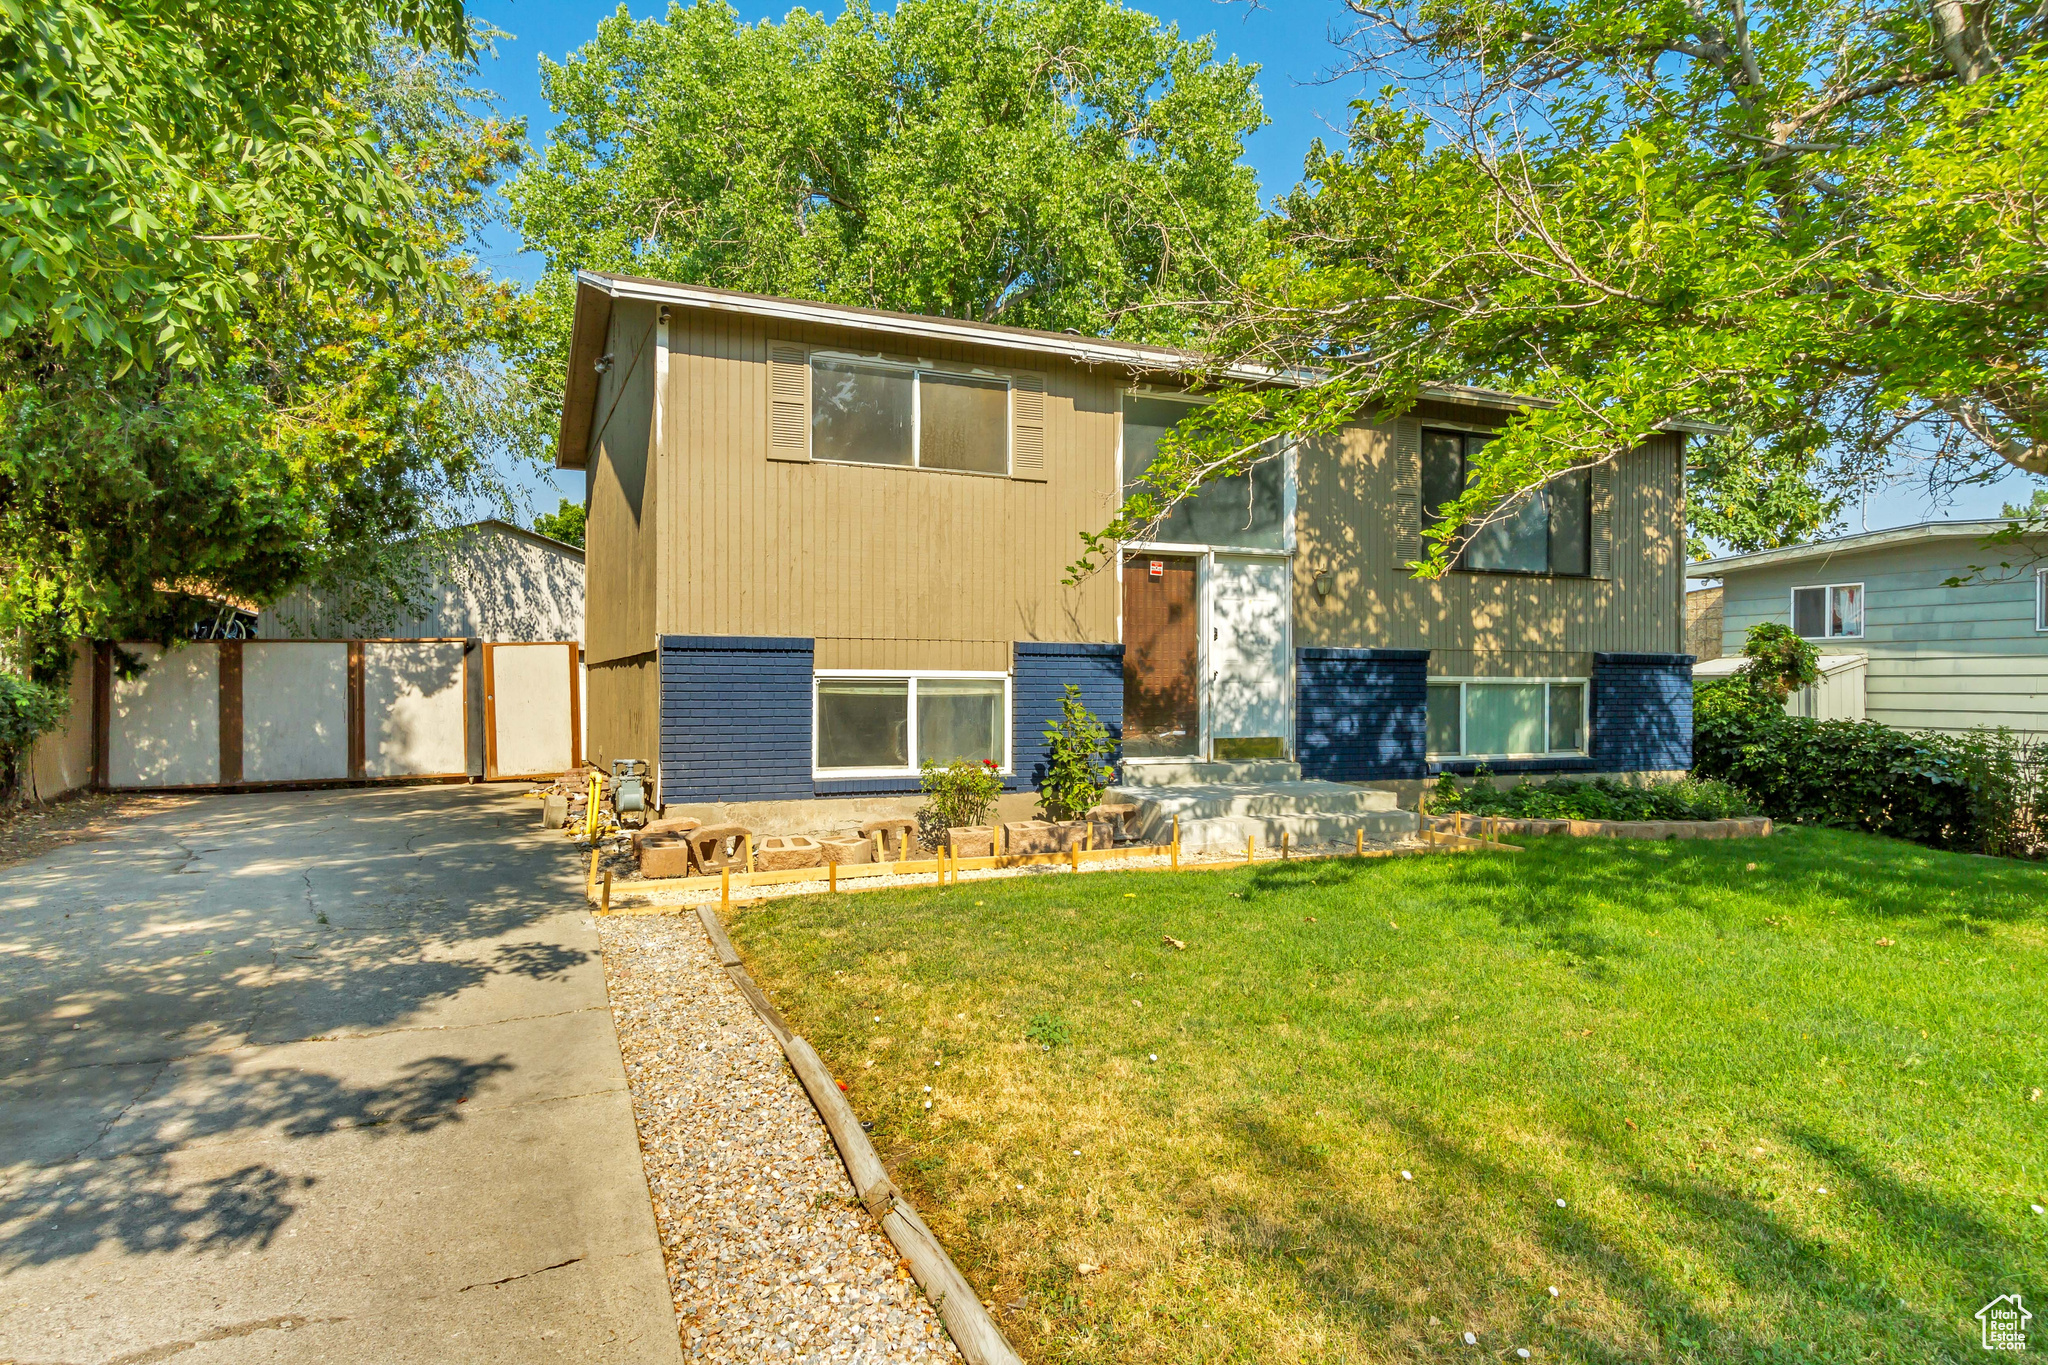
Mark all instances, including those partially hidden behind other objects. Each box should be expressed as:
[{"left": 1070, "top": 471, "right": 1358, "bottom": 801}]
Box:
[
  {"left": 585, "top": 654, "right": 659, "bottom": 773},
  {"left": 1294, "top": 421, "right": 1685, "bottom": 675},
  {"left": 584, "top": 299, "right": 661, "bottom": 666},
  {"left": 654, "top": 312, "right": 1120, "bottom": 661}
]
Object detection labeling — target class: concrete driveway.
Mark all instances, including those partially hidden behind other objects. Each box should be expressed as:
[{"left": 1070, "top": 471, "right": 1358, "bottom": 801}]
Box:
[{"left": 0, "top": 787, "right": 683, "bottom": 1364}]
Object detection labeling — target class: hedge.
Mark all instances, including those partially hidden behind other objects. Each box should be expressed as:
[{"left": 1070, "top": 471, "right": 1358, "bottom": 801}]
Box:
[{"left": 1692, "top": 678, "right": 2044, "bottom": 857}]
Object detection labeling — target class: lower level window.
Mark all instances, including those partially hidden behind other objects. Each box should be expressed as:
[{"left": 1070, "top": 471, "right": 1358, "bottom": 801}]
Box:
[
  {"left": 1427, "top": 679, "right": 1587, "bottom": 758},
  {"left": 814, "top": 673, "right": 1008, "bottom": 776}
]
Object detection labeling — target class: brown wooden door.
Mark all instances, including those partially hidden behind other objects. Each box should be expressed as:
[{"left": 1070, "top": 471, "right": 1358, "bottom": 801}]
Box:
[{"left": 1122, "top": 555, "right": 1201, "bottom": 758}]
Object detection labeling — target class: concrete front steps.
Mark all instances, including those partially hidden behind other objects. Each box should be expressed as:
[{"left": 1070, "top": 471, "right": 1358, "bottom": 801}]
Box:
[{"left": 1110, "top": 760, "right": 1419, "bottom": 855}]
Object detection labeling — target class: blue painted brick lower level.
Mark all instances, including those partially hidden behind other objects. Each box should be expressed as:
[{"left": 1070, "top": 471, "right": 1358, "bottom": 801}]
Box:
[
  {"left": 658, "top": 635, "right": 814, "bottom": 803},
  {"left": 1013, "top": 642, "right": 1123, "bottom": 792},
  {"left": 1590, "top": 652, "right": 1695, "bottom": 772},
  {"left": 1294, "top": 648, "right": 1429, "bottom": 781}
]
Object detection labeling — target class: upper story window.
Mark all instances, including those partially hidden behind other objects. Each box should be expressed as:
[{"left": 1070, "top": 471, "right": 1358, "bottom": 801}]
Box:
[
  {"left": 1422, "top": 428, "right": 1589, "bottom": 576},
  {"left": 1791, "top": 583, "right": 1862, "bottom": 639},
  {"left": 1122, "top": 394, "right": 1284, "bottom": 550},
  {"left": 812, "top": 357, "right": 1009, "bottom": 476}
]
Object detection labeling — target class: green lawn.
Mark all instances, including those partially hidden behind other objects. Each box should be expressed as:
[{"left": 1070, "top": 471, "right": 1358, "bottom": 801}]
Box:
[{"left": 727, "top": 829, "right": 2048, "bottom": 1364}]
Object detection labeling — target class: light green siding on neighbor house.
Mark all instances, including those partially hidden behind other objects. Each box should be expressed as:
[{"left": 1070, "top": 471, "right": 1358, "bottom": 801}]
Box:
[{"left": 1706, "top": 526, "right": 2047, "bottom": 737}]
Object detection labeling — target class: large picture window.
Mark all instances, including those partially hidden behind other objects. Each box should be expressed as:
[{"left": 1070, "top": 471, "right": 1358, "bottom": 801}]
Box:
[
  {"left": 1421, "top": 429, "right": 1590, "bottom": 575},
  {"left": 1426, "top": 679, "right": 1587, "bottom": 759},
  {"left": 1790, "top": 583, "right": 1862, "bottom": 639},
  {"left": 811, "top": 357, "right": 1009, "bottom": 475},
  {"left": 814, "top": 673, "right": 1009, "bottom": 776},
  {"left": 1122, "top": 394, "right": 1285, "bottom": 549}
]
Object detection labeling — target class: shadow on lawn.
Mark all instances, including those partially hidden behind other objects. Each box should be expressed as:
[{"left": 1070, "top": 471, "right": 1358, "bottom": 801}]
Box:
[
  {"left": 1241, "top": 831, "right": 2048, "bottom": 936},
  {"left": 1215, "top": 1104, "right": 1990, "bottom": 1362}
]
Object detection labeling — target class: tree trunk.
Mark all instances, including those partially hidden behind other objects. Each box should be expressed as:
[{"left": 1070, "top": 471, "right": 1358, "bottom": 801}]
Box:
[{"left": 1928, "top": 0, "right": 2000, "bottom": 83}]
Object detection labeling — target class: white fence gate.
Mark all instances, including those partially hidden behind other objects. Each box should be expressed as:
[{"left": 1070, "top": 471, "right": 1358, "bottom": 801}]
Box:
[{"left": 97, "top": 638, "right": 578, "bottom": 790}]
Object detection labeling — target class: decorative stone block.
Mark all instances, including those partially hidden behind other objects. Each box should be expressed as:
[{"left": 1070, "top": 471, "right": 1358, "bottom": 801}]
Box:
[
  {"left": 637, "top": 832, "right": 694, "bottom": 880},
  {"left": 947, "top": 826, "right": 995, "bottom": 859},
  {"left": 688, "top": 823, "right": 753, "bottom": 872},
  {"left": 818, "top": 837, "right": 873, "bottom": 865},
  {"left": 542, "top": 793, "right": 568, "bottom": 829},
  {"left": 632, "top": 816, "right": 702, "bottom": 855},
  {"left": 860, "top": 818, "right": 917, "bottom": 860},
  {"left": 756, "top": 835, "right": 824, "bottom": 870}
]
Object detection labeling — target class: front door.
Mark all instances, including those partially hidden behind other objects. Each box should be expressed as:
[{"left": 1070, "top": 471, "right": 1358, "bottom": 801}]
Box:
[
  {"left": 1121, "top": 555, "right": 1201, "bottom": 758},
  {"left": 1209, "top": 555, "right": 1291, "bottom": 760}
]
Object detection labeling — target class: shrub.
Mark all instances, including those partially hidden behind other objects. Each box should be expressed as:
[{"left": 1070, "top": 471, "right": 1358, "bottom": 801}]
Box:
[
  {"left": 1037, "top": 684, "right": 1115, "bottom": 821},
  {"left": 1429, "top": 772, "right": 1757, "bottom": 822},
  {"left": 918, "top": 757, "right": 1005, "bottom": 847},
  {"left": 0, "top": 672, "right": 69, "bottom": 803},
  {"left": 1738, "top": 621, "right": 1820, "bottom": 702},
  {"left": 1692, "top": 687, "right": 2045, "bottom": 855}
]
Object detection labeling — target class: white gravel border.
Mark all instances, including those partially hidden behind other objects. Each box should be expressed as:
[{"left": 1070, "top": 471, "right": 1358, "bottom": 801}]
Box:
[{"left": 597, "top": 913, "right": 963, "bottom": 1363}]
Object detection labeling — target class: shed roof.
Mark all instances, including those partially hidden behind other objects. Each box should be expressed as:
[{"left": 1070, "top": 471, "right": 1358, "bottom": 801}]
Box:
[
  {"left": 553, "top": 271, "right": 1729, "bottom": 469},
  {"left": 1691, "top": 520, "right": 2026, "bottom": 577}
]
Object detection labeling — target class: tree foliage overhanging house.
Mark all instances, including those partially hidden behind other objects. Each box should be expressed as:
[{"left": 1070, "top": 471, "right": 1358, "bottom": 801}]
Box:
[{"left": 1104, "top": 0, "right": 2048, "bottom": 574}]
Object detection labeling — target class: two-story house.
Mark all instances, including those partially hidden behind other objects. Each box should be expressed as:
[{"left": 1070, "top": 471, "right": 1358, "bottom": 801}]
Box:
[{"left": 555, "top": 272, "right": 1709, "bottom": 837}]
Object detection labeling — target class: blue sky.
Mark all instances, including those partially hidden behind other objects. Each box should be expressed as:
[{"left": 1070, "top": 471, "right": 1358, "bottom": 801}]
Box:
[{"left": 470, "top": 0, "right": 2030, "bottom": 528}]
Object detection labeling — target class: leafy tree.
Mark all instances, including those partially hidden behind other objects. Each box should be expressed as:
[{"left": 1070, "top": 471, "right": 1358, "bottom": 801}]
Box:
[
  {"left": 532, "top": 498, "right": 587, "bottom": 547},
  {"left": 1, "top": 18, "right": 531, "bottom": 683},
  {"left": 507, "top": 0, "right": 1268, "bottom": 451},
  {"left": 1093, "top": 0, "right": 2048, "bottom": 574},
  {"left": 1738, "top": 622, "right": 1820, "bottom": 703}
]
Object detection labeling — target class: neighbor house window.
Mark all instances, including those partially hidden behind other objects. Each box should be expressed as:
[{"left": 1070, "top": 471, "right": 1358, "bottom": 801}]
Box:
[
  {"left": 1426, "top": 680, "right": 1588, "bottom": 758},
  {"left": 813, "top": 672, "right": 1009, "bottom": 776},
  {"left": 1421, "top": 429, "right": 1590, "bottom": 575},
  {"left": 1122, "top": 394, "right": 1285, "bottom": 549},
  {"left": 811, "top": 357, "right": 1009, "bottom": 475},
  {"left": 2037, "top": 569, "right": 2046, "bottom": 632},
  {"left": 1791, "top": 583, "right": 1863, "bottom": 639}
]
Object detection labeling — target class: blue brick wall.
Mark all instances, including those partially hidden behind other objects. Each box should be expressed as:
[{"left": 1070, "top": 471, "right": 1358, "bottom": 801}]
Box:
[
  {"left": 1591, "top": 652, "right": 1695, "bottom": 772},
  {"left": 1013, "top": 642, "right": 1123, "bottom": 792},
  {"left": 1294, "top": 648, "right": 1429, "bottom": 781},
  {"left": 658, "top": 635, "right": 815, "bottom": 803}
]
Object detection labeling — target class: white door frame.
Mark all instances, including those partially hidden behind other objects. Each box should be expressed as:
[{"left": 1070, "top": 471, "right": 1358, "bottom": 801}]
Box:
[{"left": 1123, "top": 542, "right": 1293, "bottom": 762}]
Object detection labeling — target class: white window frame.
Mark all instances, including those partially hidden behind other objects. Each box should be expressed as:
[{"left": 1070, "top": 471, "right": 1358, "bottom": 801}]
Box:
[
  {"left": 2037, "top": 568, "right": 2046, "bottom": 632},
  {"left": 1790, "top": 582, "right": 1865, "bottom": 639},
  {"left": 1425, "top": 677, "right": 1591, "bottom": 760},
  {"left": 808, "top": 352, "right": 1011, "bottom": 477},
  {"left": 811, "top": 669, "right": 1013, "bottom": 779}
]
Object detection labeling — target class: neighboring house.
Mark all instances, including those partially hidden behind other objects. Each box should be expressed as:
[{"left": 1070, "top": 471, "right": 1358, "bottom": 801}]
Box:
[
  {"left": 1695, "top": 520, "right": 2048, "bottom": 736},
  {"left": 554, "top": 271, "right": 1715, "bottom": 820},
  {"left": 257, "top": 519, "right": 584, "bottom": 643}
]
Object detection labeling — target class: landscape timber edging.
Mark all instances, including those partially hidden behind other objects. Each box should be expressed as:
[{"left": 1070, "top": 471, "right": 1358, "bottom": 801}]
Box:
[
  {"left": 690, "top": 904, "right": 1025, "bottom": 1365},
  {"left": 1423, "top": 813, "right": 1774, "bottom": 841}
]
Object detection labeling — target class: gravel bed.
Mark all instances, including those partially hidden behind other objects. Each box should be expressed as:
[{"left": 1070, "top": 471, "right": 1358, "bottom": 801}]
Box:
[{"left": 597, "top": 913, "right": 963, "bottom": 1363}]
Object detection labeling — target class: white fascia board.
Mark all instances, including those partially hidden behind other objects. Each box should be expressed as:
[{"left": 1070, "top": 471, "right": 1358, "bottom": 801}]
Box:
[
  {"left": 578, "top": 272, "right": 1727, "bottom": 432},
  {"left": 1693, "top": 521, "right": 2019, "bottom": 576}
]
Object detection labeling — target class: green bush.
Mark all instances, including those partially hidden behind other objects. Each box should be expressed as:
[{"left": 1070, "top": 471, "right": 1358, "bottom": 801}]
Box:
[
  {"left": 917, "top": 756, "right": 1005, "bottom": 848},
  {"left": 1738, "top": 621, "right": 1820, "bottom": 702},
  {"left": 1692, "top": 677, "right": 2044, "bottom": 856},
  {"left": 1037, "top": 684, "right": 1115, "bottom": 821},
  {"left": 1429, "top": 769, "right": 1758, "bottom": 822},
  {"left": 0, "top": 672, "right": 69, "bottom": 803}
]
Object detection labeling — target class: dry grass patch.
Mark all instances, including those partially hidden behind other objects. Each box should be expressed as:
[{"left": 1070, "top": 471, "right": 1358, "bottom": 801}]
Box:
[{"left": 729, "top": 828, "right": 2048, "bottom": 1364}]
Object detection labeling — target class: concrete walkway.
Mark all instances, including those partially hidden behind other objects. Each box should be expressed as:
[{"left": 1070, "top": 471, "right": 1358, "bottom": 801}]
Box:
[{"left": 0, "top": 787, "right": 683, "bottom": 1364}]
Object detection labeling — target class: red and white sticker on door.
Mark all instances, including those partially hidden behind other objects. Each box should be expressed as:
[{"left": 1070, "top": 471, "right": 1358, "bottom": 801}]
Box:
[{"left": 1149, "top": 560, "right": 1164, "bottom": 578}]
